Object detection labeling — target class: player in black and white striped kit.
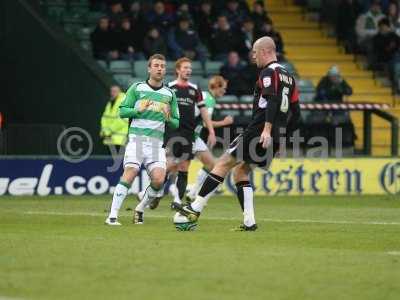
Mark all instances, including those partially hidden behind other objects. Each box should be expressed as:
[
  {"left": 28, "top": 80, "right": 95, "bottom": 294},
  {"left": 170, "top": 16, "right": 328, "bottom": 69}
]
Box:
[{"left": 173, "top": 37, "right": 301, "bottom": 231}]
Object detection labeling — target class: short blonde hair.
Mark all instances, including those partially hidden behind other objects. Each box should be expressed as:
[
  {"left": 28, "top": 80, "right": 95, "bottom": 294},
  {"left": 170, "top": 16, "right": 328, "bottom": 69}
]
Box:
[{"left": 208, "top": 75, "right": 227, "bottom": 90}]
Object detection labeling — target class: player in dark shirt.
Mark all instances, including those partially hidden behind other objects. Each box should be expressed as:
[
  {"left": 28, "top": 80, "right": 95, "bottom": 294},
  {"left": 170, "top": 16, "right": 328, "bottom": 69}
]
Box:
[{"left": 173, "top": 37, "right": 301, "bottom": 231}]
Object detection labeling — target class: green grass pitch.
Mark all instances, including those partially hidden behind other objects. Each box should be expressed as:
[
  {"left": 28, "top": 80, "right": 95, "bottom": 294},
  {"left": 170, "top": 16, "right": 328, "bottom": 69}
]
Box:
[{"left": 1, "top": 195, "right": 400, "bottom": 300}]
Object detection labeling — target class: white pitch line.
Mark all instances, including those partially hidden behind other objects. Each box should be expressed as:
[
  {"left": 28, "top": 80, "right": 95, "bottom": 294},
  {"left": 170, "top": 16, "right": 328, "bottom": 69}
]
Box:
[
  {"left": 22, "top": 211, "right": 400, "bottom": 226},
  {"left": 387, "top": 251, "right": 400, "bottom": 256}
]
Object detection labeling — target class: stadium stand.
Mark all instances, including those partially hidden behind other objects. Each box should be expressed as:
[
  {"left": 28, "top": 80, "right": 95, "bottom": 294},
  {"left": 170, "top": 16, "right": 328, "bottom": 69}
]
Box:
[
  {"left": 36, "top": 0, "right": 399, "bottom": 156},
  {"left": 272, "top": 0, "right": 400, "bottom": 155}
]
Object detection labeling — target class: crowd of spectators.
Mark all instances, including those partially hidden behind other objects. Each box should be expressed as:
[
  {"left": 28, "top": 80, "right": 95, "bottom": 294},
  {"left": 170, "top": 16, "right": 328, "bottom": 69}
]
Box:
[
  {"left": 89, "top": 0, "right": 285, "bottom": 63},
  {"left": 335, "top": 0, "right": 400, "bottom": 75}
]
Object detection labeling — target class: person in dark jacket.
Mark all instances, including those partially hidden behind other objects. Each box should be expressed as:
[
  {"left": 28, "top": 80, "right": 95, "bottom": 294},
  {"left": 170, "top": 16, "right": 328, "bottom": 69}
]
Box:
[
  {"left": 91, "top": 16, "right": 116, "bottom": 59},
  {"left": 315, "top": 66, "right": 353, "bottom": 102},
  {"left": 250, "top": 0, "right": 271, "bottom": 28},
  {"left": 168, "top": 16, "right": 206, "bottom": 62},
  {"left": 145, "top": 1, "right": 175, "bottom": 34},
  {"left": 219, "top": 51, "right": 249, "bottom": 96},
  {"left": 372, "top": 18, "right": 400, "bottom": 69},
  {"left": 143, "top": 27, "right": 168, "bottom": 58},
  {"left": 118, "top": 18, "right": 145, "bottom": 60},
  {"left": 211, "top": 15, "right": 240, "bottom": 60},
  {"left": 254, "top": 20, "right": 284, "bottom": 59},
  {"left": 195, "top": 0, "right": 214, "bottom": 48}
]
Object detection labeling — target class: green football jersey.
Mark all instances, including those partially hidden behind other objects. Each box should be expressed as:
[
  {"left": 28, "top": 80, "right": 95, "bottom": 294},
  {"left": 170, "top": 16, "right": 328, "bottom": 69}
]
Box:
[
  {"left": 119, "top": 81, "right": 179, "bottom": 141},
  {"left": 194, "top": 91, "right": 216, "bottom": 138}
]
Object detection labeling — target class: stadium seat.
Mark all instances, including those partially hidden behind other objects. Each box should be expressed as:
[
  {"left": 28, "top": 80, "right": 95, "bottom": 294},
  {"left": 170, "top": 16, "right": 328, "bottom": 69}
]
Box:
[
  {"left": 299, "top": 92, "right": 315, "bottom": 103},
  {"left": 165, "top": 60, "right": 176, "bottom": 75},
  {"left": 197, "top": 77, "right": 209, "bottom": 90},
  {"left": 76, "top": 27, "right": 91, "bottom": 41},
  {"left": 219, "top": 95, "right": 238, "bottom": 102},
  {"left": 239, "top": 95, "right": 253, "bottom": 103},
  {"left": 45, "top": 4, "right": 66, "bottom": 23},
  {"left": 114, "top": 75, "right": 138, "bottom": 89},
  {"left": 298, "top": 79, "right": 315, "bottom": 93},
  {"left": 205, "top": 61, "right": 223, "bottom": 76},
  {"left": 96, "top": 60, "right": 108, "bottom": 70},
  {"left": 191, "top": 61, "right": 204, "bottom": 76},
  {"left": 68, "top": 3, "right": 89, "bottom": 15},
  {"left": 134, "top": 60, "right": 148, "bottom": 78},
  {"left": 110, "top": 60, "right": 133, "bottom": 75},
  {"left": 80, "top": 40, "right": 91, "bottom": 51}
]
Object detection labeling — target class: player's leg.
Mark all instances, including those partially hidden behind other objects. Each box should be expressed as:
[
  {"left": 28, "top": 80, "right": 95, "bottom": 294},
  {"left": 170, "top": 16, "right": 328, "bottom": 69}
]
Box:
[
  {"left": 166, "top": 158, "right": 180, "bottom": 204},
  {"left": 134, "top": 165, "right": 166, "bottom": 224},
  {"left": 106, "top": 138, "right": 141, "bottom": 225},
  {"left": 233, "top": 162, "right": 257, "bottom": 231},
  {"left": 187, "top": 137, "right": 215, "bottom": 201},
  {"left": 174, "top": 152, "right": 238, "bottom": 220},
  {"left": 174, "top": 159, "right": 191, "bottom": 204}
]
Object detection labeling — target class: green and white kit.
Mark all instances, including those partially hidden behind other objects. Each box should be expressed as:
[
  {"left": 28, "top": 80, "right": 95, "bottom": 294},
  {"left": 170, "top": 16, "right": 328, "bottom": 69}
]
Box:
[{"left": 120, "top": 81, "right": 179, "bottom": 171}]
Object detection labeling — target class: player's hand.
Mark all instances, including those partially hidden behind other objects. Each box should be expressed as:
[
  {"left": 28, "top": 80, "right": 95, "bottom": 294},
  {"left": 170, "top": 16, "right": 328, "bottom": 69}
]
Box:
[
  {"left": 259, "top": 130, "right": 272, "bottom": 149},
  {"left": 138, "top": 100, "right": 151, "bottom": 113},
  {"left": 207, "top": 131, "right": 216, "bottom": 148},
  {"left": 162, "top": 104, "right": 171, "bottom": 121},
  {"left": 223, "top": 116, "right": 234, "bottom": 126}
]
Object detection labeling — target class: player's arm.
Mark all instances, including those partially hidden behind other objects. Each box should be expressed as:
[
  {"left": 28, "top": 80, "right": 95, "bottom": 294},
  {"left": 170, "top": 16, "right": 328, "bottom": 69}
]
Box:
[
  {"left": 259, "top": 69, "right": 279, "bottom": 148},
  {"left": 198, "top": 90, "right": 216, "bottom": 147},
  {"left": 119, "top": 85, "right": 140, "bottom": 118},
  {"left": 287, "top": 83, "right": 301, "bottom": 135},
  {"left": 167, "top": 91, "right": 180, "bottom": 129},
  {"left": 211, "top": 116, "right": 234, "bottom": 128}
]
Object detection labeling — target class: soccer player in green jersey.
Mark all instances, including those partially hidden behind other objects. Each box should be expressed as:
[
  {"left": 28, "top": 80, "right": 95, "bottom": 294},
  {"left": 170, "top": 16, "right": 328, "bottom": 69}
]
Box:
[
  {"left": 186, "top": 75, "right": 234, "bottom": 202},
  {"left": 105, "top": 54, "right": 179, "bottom": 225}
]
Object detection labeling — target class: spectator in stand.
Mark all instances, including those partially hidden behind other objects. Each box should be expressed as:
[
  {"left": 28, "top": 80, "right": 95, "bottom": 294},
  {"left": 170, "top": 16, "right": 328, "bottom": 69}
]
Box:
[
  {"left": 223, "top": 0, "right": 248, "bottom": 29},
  {"left": 91, "top": 16, "right": 116, "bottom": 59},
  {"left": 118, "top": 18, "right": 145, "bottom": 60},
  {"left": 108, "top": 1, "right": 125, "bottom": 29},
  {"left": 238, "top": 17, "right": 255, "bottom": 58},
  {"left": 315, "top": 66, "right": 353, "bottom": 102},
  {"left": 211, "top": 15, "right": 240, "bottom": 60},
  {"left": 242, "top": 50, "right": 258, "bottom": 94},
  {"left": 176, "top": 2, "right": 194, "bottom": 24},
  {"left": 336, "top": 0, "right": 362, "bottom": 53},
  {"left": 145, "top": 1, "right": 175, "bottom": 34},
  {"left": 143, "top": 27, "right": 168, "bottom": 58},
  {"left": 168, "top": 16, "right": 207, "bottom": 63},
  {"left": 195, "top": 0, "right": 214, "bottom": 48},
  {"left": 371, "top": 18, "right": 400, "bottom": 69},
  {"left": 255, "top": 20, "right": 285, "bottom": 59},
  {"left": 250, "top": 0, "right": 271, "bottom": 28},
  {"left": 355, "top": 0, "right": 385, "bottom": 50},
  {"left": 128, "top": 1, "right": 146, "bottom": 39},
  {"left": 388, "top": 2, "right": 400, "bottom": 36},
  {"left": 219, "top": 51, "right": 249, "bottom": 96}
]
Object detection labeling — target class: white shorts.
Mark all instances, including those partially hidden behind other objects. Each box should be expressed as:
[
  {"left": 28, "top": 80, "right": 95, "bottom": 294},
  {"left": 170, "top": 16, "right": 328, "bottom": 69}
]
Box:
[
  {"left": 192, "top": 136, "right": 208, "bottom": 154},
  {"left": 123, "top": 135, "right": 166, "bottom": 172}
]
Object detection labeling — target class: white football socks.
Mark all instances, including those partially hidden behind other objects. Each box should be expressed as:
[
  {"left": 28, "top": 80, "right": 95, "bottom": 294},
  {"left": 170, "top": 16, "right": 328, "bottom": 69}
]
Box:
[
  {"left": 169, "top": 183, "right": 181, "bottom": 204},
  {"left": 109, "top": 182, "right": 129, "bottom": 219},
  {"left": 135, "top": 185, "right": 163, "bottom": 212},
  {"left": 187, "top": 168, "right": 209, "bottom": 199},
  {"left": 243, "top": 186, "right": 256, "bottom": 227}
]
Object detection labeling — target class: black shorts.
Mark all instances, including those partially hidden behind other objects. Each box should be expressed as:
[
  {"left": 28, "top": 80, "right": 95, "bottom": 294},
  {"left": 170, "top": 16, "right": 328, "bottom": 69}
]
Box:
[
  {"left": 227, "top": 127, "right": 279, "bottom": 168},
  {"left": 165, "top": 131, "right": 194, "bottom": 161}
]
